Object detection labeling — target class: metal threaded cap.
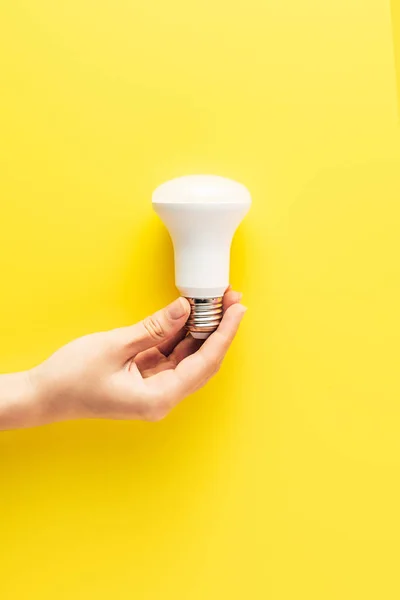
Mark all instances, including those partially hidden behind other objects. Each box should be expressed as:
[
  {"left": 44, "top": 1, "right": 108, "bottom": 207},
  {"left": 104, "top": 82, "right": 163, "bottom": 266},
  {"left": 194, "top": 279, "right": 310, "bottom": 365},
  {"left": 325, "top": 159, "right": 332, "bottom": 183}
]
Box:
[{"left": 186, "top": 297, "right": 223, "bottom": 339}]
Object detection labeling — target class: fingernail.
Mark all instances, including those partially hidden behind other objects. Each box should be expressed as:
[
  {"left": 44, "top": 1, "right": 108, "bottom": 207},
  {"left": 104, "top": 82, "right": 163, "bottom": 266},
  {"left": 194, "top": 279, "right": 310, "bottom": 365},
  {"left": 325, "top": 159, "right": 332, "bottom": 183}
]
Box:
[
  {"left": 167, "top": 297, "right": 188, "bottom": 320},
  {"left": 239, "top": 304, "right": 248, "bottom": 316}
]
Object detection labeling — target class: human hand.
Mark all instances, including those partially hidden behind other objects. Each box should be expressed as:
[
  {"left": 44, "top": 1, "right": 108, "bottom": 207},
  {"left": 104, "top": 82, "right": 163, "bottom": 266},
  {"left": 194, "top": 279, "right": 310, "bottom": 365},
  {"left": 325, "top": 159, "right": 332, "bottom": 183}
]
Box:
[{"left": 25, "top": 290, "right": 246, "bottom": 427}]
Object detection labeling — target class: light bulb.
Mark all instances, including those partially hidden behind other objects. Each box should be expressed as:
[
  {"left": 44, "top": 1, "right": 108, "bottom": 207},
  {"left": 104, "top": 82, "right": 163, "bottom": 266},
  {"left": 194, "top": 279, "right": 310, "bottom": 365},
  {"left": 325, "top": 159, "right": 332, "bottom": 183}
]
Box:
[{"left": 152, "top": 174, "right": 251, "bottom": 339}]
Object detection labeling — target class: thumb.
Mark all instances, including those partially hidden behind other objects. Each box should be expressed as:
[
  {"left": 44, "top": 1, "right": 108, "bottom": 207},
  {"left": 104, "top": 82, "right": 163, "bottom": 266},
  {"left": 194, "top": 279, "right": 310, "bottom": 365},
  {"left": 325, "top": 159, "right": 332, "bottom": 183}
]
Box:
[{"left": 117, "top": 297, "right": 190, "bottom": 356}]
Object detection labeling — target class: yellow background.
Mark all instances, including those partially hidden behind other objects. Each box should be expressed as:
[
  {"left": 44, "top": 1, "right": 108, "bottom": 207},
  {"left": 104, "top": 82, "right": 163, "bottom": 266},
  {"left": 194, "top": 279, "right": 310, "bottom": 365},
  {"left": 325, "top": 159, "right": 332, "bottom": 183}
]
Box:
[{"left": 1, "top": 1, "right": 400, "bottom": 598}]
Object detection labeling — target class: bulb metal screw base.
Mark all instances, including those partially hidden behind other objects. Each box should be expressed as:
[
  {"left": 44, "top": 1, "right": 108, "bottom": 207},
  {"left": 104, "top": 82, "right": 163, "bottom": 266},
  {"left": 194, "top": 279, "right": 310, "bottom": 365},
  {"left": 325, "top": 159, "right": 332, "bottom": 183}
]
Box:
[{"left": 186, "top": 297, "right": 223, "bottom": 339}]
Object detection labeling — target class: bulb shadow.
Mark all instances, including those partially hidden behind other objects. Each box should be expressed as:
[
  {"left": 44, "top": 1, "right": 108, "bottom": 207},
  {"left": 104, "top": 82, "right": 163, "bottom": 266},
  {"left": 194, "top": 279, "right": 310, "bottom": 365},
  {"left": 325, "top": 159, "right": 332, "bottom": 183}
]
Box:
[{"left": 123, "top": 214, "right": 176, "bottom": 314}]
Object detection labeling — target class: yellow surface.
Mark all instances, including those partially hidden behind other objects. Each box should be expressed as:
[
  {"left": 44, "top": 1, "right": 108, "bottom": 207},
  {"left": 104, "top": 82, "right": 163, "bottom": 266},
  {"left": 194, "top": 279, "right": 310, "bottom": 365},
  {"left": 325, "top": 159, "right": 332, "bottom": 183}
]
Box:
[{"left": 0, "top": 1, "right": 400, "bottom": 598}]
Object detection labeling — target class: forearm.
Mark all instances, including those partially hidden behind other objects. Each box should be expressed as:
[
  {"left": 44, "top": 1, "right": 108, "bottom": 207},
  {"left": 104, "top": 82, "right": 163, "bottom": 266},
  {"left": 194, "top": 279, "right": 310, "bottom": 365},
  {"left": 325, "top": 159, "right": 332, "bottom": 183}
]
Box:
[{"left": 0, "top": 371, "right": 42, "bottom": 431}]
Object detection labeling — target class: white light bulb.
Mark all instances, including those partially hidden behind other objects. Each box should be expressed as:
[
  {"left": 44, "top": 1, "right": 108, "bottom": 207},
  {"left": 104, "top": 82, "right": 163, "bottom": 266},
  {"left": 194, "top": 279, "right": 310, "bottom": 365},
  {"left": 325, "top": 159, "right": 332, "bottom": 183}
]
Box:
[{"left": 152, "top": 174, "right": 251, "bottom": 339}]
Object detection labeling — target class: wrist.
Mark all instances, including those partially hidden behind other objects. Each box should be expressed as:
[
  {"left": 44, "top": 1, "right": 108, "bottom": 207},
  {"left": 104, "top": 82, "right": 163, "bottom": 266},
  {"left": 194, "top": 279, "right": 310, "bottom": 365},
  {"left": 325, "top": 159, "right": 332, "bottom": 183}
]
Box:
[
  {"left": 0, "top": 370, "right": 42, "bottom": 431},
  {"left": 28, "top": 363, "right": 81, "bottom": 426}
]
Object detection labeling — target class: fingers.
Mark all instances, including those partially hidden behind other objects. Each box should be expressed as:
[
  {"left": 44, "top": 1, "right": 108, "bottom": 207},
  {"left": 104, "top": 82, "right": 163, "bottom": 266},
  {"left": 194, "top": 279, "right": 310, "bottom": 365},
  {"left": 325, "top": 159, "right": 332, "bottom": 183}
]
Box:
[
  {"left": 167, "top": 288, "right": 243, "bottom": 366},
  {"left": 154, "top": 289, "right": 241, "bottom": 356},
  {"left": 145, "top": 288, "right": 243, "bottom": 370},
  {"left": 145, "top": 302, "right": 247, "bottom": 402},
  {"left": 133, "top": 347, "right": 166, "bottom": 374},
  {"left": 178, "top": 302, "right": 246, "bottom": 388},
  {"left": 167, "top": 334, "right": 203, "bottom": 366},
  {"left": 116, "top": 297, "right": 190, "bottom": 357},
  {"left": 223, "top": 289, "right": 242, "bottom": 311},
  {"left": 144, "top": 288, "right": 244, "bottom": 372},
  {"left": 156, "top": 326, "right": 187, "bottom": 357},
  {"left": 121, "top": 288, "right": 243, "bottom": 378},
  {"left": 156, "top": 289, "right": 241, "bottom": 359},
  {"left": 136, "top": 336, "right": 201, "bottom": 378}
]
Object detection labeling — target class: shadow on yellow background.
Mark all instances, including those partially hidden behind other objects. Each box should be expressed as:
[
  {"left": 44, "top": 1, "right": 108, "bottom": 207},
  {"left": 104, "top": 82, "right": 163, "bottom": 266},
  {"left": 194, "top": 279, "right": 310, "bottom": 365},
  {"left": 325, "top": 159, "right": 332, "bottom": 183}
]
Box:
[{"left": 1, "top": 1, "right": 400, "bottom": 598}]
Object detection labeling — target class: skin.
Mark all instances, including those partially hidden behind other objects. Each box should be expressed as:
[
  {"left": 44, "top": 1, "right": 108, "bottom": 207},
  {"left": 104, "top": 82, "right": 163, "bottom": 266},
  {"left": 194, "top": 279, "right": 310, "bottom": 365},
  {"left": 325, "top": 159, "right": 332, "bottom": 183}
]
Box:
[{"left": 0, "top": 290, "right": 246, "bottom": 431}]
